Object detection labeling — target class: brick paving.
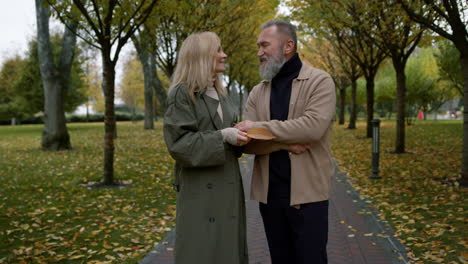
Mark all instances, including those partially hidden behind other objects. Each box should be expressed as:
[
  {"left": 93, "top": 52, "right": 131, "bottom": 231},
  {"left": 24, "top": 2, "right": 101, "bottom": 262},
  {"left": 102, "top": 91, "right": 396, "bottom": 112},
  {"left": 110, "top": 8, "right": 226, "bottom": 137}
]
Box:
[{"left": 139, "top": 155, "right": 409, "bottom": 264}]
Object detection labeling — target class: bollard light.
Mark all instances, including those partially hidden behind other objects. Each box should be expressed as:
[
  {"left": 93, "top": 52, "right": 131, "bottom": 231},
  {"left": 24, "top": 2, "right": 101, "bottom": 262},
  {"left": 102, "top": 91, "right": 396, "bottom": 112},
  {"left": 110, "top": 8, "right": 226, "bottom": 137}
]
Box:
[{"left": 369, "top": 119, "right": 381, "bottom": 179}]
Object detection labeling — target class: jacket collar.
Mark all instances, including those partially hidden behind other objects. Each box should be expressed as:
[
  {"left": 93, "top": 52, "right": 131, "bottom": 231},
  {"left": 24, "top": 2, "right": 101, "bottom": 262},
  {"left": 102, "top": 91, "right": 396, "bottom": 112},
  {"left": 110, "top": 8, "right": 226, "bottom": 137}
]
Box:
[{"left": 274, "top": 53, "right": 302, "bottom": 79}]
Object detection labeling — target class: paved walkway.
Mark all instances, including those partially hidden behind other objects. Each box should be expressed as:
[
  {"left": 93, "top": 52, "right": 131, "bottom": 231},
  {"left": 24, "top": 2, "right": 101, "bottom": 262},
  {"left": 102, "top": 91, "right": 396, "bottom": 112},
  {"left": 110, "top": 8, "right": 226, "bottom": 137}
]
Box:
[{"left": 140, "top": 155, "right": 409, "bottom": 264}]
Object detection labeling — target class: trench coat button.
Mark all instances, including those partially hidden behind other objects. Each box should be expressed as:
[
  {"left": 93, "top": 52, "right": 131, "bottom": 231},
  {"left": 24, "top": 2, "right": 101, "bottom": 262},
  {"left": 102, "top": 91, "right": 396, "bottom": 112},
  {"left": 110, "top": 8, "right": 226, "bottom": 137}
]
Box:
[
  {"left": 209, "top": 217, "right": 215, "bottom": 223},
  {"left": 206, "top": 183, "right": 213, "bottom": 189}
]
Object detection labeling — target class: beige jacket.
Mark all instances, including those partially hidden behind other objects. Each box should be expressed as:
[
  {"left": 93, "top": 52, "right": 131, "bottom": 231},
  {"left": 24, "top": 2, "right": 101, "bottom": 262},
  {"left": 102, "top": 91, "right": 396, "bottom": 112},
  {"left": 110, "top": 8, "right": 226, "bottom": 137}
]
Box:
[{"left": 244, "top": 63, "right": 336, "bottom": 206}]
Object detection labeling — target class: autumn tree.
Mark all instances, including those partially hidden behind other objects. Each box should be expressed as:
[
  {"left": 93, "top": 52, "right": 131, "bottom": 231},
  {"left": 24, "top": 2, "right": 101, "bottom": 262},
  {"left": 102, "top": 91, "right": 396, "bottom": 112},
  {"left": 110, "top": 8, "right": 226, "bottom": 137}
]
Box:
[
  {"left": 48, "top": 0, "right": 159, "bottom": 186},
  {"left": 291, "top": 0, "right": 387, "bottom": 136},
  {"left": 119, "top": 54, "right": 145, "bottom": 120},
  {"left": 35, "top": 0, "right": 79, "bottom": 150},
  {"left": 362, "top": 0, "right": 428, "bottom": 153},
  {"left": 131, "top": 0, "right": 277, "bottom": 120},
  {"left": 0, "top": 35, "right": 87, "bottom": 124},
  {"left": 147, "top": 0, "right": 276, "bottom": 81},
  {"left": 405, "top": 48, "right": 447, "bottom": 120},
  {"left": 132, "top": 29, "right": 165, "bottom": 129},
  {"left": 396, "top": 0, "right": 467, "bottom": 118},
  {"left": 79, "top": 43, "right": 104, "bottom": 119},
  {"left": 300, "top": 38, "right": 360, "bottom": 127},
  {"left": 0, "top": 56, "right": 27, "bottom": 122},
  {"left": 394, "top": 1, "right": 468, "bottom": 185},
  {"left": 219, "top": 0, "right": 277, "bottom": 118},
  {"left": 374, "top": 62, "right": 397, "bottom": 119},
  {"left": 434, "top": 39, "right": 463, "bottom": 97}
]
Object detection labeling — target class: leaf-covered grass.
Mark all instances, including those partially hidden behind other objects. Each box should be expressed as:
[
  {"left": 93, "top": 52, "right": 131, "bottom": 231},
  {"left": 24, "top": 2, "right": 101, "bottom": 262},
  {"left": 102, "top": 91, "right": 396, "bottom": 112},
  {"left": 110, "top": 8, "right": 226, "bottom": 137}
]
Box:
[
  {"left": 0, "top": 122, "right": 176, "bottom": 263},
  {"left": 332, "top": 120, "right": 467, "bottom": 264},
  {"left": 2, "top": 120, "right": 466, "bottom": 263}
]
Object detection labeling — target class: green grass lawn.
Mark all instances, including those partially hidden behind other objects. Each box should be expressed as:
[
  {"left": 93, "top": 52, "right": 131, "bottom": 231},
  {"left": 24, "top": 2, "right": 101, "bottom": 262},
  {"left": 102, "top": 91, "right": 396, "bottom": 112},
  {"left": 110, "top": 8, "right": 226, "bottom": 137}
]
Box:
[
  {"left": 0, "top": 122, "right": 176, "bottom": 263},
  {"left": 1, "top": 120, "right": 466, "bottom": 264},
  {"left": 332, "top": 119, "right": 467, "bottom": 264}
]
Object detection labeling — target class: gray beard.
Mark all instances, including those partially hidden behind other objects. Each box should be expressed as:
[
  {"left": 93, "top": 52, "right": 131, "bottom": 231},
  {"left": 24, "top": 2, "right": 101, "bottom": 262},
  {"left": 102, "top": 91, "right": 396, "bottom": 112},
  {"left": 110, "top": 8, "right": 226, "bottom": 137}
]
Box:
[{"left": 259, "top": 53, "right": 286, "bottom": 81}]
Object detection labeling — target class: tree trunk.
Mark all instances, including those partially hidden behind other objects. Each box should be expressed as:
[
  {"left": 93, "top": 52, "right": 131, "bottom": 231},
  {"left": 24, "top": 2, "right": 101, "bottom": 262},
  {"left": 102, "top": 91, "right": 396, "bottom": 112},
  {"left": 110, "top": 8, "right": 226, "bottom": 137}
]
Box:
[
  {"left": 347, "top": 80, "right": 357, "bottom": 129},
  {"left": 134, "top": 38, "right": 157, "bottom": 129},
  {"left": 36, "top": 0, "right": 76, "bottom": 151},
  {"left": 394, "top": 59, "right": 407, "bottom": 153},
  {"left": 102, "top": 49, "right": 116, "bottom": 185},
  {"left": 365, "top": 76, "right": 375, "bottom": 137},
  {"left": 338, "top": 87, "right": 346, "bottom": 125},
  {"left": 151, "top": 54, "right": 167, "bottom": 114},
  {"left": 86, "top": 103, "right": 89, "bottom": 122},
  {"left": 140, "top": 49, "right": 155, "bottom": 129},
  {"left": 460, "top": 52, "right": 468, "bottom": 184},
  {"left": 132, "top": 101, "right": 136, "bottom": 122},
  {"left": 42, "top": 81, "right": 70, "bottom": 149}
]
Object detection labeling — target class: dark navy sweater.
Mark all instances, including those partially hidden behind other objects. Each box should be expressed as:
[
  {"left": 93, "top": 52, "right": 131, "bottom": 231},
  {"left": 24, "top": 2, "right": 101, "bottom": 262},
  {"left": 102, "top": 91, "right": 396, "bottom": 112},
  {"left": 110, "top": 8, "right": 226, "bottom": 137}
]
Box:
[{"left": 268, "top": 53, "right": 302, "bottom": 201}]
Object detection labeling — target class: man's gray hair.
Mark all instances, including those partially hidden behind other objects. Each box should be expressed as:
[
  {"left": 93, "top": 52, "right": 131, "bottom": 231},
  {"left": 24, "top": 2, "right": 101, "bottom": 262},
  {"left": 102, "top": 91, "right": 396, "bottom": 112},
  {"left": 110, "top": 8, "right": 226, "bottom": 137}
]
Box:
[{"left": 261, "top": 19, "right": 297, "bottom": 51}]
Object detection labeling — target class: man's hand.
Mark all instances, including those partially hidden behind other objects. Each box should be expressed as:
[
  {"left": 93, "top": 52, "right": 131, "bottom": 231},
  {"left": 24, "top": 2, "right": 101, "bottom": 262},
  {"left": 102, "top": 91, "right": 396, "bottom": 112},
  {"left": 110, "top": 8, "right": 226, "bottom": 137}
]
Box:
[
  {"left": 235, "top": 120, "right": 255, "bottom": 132},
  {"left": 287, "top": 144, "right": 312, "bottom": 154}
]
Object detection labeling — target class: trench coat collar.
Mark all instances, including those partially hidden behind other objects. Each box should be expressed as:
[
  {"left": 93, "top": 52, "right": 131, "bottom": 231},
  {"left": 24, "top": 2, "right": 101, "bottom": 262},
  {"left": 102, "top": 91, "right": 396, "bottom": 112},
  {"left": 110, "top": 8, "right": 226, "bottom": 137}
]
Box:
[{"left": 201, "top": 93, "right": 224, "bottom": 130}]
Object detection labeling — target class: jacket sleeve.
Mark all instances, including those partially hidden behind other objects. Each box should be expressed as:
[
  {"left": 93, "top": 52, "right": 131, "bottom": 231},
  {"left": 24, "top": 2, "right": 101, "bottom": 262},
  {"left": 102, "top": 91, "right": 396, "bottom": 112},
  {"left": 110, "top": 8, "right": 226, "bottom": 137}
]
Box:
[
  {"left": 163, "top": 86, "right": 226, "bottom": 168},
  {"left": 255, "top": 76, "right": 336, "bottom": 144},
  {"left": 242, "top": 84, "right": 287, "bottom": 155}
]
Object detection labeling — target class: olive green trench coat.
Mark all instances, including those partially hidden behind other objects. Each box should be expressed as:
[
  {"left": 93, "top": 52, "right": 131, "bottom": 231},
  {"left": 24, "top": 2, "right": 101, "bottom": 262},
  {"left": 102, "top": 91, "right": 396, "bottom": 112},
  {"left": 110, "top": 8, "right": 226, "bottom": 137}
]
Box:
[{"left": 163, "top": 84, "right": 248, "bottom": 264}]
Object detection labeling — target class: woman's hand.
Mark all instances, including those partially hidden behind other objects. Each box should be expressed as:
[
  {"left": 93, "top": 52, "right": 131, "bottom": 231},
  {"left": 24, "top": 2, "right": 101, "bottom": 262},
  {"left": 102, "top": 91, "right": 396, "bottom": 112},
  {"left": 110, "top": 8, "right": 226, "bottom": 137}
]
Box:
[
  {"left": 221, "top": 128, "right": 250, "bottom": 146},
  {"left": 236, "top": 130, "right": 251, "bottom": 146}
]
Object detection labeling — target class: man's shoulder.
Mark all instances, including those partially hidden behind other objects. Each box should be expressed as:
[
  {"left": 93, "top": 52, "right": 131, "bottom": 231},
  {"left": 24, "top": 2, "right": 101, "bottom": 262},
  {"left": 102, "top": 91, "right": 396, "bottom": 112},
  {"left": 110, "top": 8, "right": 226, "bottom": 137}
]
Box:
[
  {"left": 298, "top": 63, "right": 333, "bottom": 81},
  {"left": 251, "top": 81, "right": 266, "bottom": 91},
  {"left": 249, "top": 81, "right": 267, "bottom": 98}
]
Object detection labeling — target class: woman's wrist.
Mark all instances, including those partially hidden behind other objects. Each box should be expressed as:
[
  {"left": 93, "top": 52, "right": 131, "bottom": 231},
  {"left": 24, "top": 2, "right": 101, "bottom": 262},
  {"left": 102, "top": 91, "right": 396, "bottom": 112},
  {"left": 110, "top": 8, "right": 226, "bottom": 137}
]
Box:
[{"left": 221, "top": 127, "right": 238, "bottom": 145}]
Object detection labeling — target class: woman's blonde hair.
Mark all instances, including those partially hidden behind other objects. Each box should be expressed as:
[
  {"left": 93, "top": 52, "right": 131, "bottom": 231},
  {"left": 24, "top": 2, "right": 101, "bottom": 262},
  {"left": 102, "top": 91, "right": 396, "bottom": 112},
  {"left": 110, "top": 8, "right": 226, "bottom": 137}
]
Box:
[{"left": 170, "top": 31, "right": 226, "bottom": 100}]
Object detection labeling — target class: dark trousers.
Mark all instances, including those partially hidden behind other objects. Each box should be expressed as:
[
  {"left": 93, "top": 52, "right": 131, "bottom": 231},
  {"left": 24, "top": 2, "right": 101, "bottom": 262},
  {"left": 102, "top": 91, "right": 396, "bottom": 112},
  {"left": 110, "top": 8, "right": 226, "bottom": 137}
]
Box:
[{"left": 259, "top": 199, "right": 329, "bottom": 264}]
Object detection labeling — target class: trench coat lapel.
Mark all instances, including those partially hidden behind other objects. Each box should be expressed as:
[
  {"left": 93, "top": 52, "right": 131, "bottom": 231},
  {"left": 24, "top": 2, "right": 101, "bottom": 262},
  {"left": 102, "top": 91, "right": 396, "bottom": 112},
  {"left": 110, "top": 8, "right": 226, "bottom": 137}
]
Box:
[
  {"left": 220, "top": 96, "right": 237, "bottom": 128},
  {"left": 201, "top": 94, "right": 224, "bottom": 130}
]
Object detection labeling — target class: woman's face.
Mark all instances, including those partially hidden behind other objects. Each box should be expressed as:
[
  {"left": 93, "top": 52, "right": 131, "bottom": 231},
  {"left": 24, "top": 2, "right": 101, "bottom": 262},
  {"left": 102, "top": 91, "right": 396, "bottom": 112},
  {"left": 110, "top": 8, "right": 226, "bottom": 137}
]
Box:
[{"left": 214, "top": 46, "right": 228, "bottom": 73}]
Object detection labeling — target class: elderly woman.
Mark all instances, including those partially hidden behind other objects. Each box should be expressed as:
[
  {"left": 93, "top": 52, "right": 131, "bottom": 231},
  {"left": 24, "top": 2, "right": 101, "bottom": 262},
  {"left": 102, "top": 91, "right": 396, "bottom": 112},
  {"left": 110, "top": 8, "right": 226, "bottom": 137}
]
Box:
[{"left": 163, "top": 32, "right": 249, "bottom": 264}]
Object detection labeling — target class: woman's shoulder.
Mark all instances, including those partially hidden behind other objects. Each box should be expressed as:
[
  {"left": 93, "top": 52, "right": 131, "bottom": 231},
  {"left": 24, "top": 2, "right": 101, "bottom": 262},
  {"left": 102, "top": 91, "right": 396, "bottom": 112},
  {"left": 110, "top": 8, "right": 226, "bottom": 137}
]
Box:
[
  {"left": 168, "top": 83, "right": 189, "bottom": 97},
  {"left": 167, "top": 83, "right": 191, "bottom": 105}
]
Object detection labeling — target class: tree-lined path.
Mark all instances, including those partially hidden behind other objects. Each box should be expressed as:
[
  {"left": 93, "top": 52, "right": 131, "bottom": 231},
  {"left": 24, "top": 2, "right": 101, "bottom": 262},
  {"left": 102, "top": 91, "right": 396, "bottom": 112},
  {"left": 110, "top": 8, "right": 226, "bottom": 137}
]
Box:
[{"left": 140, "top": 155, "right": 408, "bottom": 264}]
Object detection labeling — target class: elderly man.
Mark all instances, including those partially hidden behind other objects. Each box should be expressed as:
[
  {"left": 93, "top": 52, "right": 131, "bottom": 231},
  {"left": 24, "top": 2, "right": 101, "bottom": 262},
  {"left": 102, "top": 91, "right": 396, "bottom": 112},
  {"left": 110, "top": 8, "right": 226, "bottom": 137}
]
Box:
[{"left": 236, "top": 20, "right": 336, "bottom": 264}]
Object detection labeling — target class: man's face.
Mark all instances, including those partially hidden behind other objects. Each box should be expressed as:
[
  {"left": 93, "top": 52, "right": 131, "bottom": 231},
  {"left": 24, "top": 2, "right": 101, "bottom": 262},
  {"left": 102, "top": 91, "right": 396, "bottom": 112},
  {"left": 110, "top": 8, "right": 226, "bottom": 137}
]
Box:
[
  {"left": 257, "top": 26, "right": 286, "bottom": 80},
  {"left": 257, "top": 26, "right": 284, "bottom": 62}
]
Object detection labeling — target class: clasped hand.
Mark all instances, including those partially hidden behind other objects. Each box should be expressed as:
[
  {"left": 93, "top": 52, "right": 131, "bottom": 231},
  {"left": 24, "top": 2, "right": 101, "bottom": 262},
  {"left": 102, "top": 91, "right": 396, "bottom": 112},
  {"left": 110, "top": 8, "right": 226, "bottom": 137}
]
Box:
[{"left": 234, "top": 120, "right": 311, "bottom": 154}]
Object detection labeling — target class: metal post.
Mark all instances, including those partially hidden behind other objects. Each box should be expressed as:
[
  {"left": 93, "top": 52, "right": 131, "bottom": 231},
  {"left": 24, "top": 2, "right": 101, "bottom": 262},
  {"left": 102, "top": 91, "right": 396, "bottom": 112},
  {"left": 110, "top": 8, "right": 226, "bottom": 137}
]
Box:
[{"left": 369, "top": 119, "right": 381, "bottom": 179}]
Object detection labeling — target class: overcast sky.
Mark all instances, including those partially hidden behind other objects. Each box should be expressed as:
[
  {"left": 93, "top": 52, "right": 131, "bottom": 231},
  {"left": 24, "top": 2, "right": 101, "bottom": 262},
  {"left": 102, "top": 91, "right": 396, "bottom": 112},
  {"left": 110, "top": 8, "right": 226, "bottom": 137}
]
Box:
[
  {"left": 0, "top": 1, "right": 38, "bottom": 64},
  {"left": 0, "top": 1, "right": 133, "bottom": 111}
]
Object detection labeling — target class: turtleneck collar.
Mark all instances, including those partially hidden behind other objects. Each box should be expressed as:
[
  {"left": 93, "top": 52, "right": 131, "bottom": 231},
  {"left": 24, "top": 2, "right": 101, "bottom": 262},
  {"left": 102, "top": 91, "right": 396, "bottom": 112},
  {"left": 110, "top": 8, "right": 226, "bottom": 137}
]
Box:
[{"left": 274, "top": 53, "right": 302, "bottom": 80}]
